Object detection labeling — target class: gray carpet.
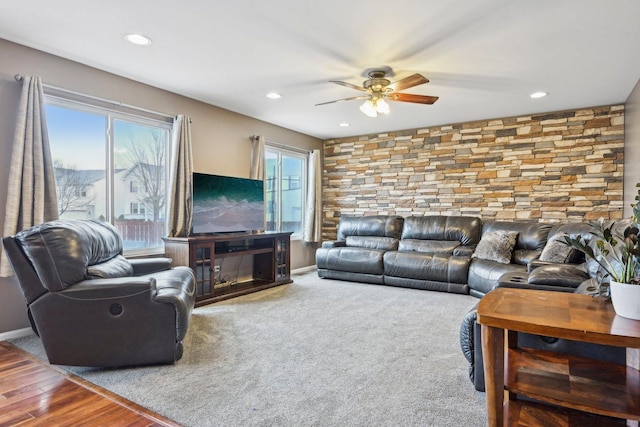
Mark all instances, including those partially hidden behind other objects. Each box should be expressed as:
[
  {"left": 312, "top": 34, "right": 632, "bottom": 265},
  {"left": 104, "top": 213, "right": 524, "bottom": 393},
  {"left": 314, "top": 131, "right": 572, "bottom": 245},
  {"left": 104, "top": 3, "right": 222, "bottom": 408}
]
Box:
[{"left": 11, "top": 271, "right": 487, "bottom": 426}]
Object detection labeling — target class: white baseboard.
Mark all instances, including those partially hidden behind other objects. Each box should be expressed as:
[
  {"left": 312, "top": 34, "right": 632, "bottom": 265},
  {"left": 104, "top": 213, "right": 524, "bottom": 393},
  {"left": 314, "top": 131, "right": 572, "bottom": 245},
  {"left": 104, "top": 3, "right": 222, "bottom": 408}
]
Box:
[
  {"left": 292, "top": 265, "right": 317, "bottom": 275},
  {"left": 0, "top": 327, "right": 34, "bottom": 341}
]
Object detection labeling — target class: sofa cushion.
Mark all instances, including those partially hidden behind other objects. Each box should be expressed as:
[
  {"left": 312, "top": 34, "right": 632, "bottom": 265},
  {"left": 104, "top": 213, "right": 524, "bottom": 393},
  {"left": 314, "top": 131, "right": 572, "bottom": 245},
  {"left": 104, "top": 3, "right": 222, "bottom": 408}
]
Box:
[
  {"left": 384, "top": 252, "right": 470, "bottom": 284},
  {"left": 346, "top": 236, "right": 399, "bottom": 251},
  {"left": 472, "top": 230, "right": 518, "bottom": 264},
  {"left": 337, "top": 215, "right": 404, "bottom": 241},
  {"left": 316, "top": 247, "right": 385, "bottom": 275},
  {"left": 401, "top": 215, "right": 482, "bottom": 246}
]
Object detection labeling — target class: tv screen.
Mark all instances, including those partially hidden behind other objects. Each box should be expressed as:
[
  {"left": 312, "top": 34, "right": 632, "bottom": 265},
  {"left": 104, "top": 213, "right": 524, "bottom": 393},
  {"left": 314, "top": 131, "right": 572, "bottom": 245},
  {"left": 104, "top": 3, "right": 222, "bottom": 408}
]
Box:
[{"left": 192, "top": 173, "right": 265, "bottom": 234}]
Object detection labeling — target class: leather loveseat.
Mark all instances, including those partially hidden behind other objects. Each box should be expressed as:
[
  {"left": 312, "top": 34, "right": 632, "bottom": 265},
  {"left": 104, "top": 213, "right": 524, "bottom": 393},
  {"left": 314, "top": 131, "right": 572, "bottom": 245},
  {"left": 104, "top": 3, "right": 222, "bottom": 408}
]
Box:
[{"left": 3, "top": 219, "right": 196, "bottom": 367}]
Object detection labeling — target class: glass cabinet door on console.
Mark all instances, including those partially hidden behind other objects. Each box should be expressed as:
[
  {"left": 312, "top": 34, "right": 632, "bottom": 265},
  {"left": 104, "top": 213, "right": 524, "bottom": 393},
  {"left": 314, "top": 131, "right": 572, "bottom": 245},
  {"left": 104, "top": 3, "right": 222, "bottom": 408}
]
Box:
[
  {"left": 275, "top": 236, "right": 290, "bottom": 282},
  {"left": 163, "top": 232, "right": 292, "bottom": 307},
  {"left": 193, "top": 243, "right": 213, "bottom": 299}
]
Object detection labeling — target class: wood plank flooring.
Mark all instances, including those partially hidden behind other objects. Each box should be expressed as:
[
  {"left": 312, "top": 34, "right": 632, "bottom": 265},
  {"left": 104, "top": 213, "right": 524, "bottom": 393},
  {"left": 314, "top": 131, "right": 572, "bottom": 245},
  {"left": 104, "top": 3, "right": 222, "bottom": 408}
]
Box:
[{"left": 0, "top": 341, "right": 181, "bottom": 426}]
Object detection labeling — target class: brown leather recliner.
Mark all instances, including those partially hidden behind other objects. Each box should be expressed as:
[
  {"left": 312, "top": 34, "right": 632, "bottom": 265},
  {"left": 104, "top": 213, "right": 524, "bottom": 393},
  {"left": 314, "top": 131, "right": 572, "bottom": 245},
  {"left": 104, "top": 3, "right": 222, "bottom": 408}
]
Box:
[{"left": 2, "top": 219, "right": 196, "bottom": 367}]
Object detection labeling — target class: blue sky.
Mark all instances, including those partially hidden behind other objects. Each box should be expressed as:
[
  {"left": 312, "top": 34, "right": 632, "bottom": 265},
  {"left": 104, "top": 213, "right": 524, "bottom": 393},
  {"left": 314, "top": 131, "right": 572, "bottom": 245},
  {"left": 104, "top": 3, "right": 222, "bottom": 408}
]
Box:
[
  {"left": 46, "top": 104, "right": 106, "bottom": 170},
  {"left": 45, "top": 104, "right": 164, "bottom": 170}
]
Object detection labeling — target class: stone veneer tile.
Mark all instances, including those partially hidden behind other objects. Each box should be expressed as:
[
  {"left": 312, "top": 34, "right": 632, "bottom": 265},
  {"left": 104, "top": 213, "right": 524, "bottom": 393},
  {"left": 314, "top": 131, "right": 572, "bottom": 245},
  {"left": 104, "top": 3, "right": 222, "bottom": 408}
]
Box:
[{"left": 322, "top": 105, "right": 624, "bottom": 240}]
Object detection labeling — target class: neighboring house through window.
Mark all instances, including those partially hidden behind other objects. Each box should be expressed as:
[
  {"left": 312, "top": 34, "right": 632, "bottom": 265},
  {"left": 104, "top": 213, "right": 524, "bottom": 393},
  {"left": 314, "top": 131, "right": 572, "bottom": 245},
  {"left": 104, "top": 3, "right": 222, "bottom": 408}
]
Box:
[
  {"left": 45, "top": 94, "right": 172, "bottom": 254},
  {"left": 265, "top": 145, "right": 307, "bottom": 237},
  {"left": 130, "top": 202, "right": 146, "bottom": 215}
]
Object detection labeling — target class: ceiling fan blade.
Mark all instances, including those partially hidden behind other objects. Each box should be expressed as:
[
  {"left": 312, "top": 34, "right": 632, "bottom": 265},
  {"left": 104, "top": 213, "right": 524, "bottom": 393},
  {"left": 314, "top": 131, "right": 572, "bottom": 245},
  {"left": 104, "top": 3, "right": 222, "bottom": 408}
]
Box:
[
  {"left": 315, "top": 95, "right": 369, "bottom": 106},
  {"left": 388, "top": 93, "right": 439, "bottom": 104},
  {"left": 330, "top": 80, "right": 367, "bottom": 92},
  {"left": 388, "top": 73, "right": 429, "bottom": 92}
]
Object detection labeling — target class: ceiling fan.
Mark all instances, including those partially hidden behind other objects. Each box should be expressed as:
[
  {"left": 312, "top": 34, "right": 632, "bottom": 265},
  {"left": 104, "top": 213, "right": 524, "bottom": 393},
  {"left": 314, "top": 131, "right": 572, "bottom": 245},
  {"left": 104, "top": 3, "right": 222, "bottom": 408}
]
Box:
[{"left": 316, "top": 70, "right": 439, "bottom": 117}]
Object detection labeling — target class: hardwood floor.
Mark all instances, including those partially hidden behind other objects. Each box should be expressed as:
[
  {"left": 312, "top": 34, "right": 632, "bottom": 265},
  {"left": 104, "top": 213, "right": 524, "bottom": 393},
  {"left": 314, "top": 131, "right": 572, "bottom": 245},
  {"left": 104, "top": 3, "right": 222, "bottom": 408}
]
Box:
[{"left": 0, "top": 341, "right": 181, "bottom": 426}]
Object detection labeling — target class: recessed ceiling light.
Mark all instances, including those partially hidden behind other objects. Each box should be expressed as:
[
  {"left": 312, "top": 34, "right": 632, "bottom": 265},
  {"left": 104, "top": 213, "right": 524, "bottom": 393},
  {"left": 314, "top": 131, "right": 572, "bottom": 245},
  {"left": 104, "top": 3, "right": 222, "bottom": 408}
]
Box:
[
  {"left": 339, "top": 122, "right": 350, "bottom": 127},
  {"left": 124, "top": 33, "right": 152, "bottom": 46},
  {"left": 530, "top": 91, "right": 548, "bottom": 99},
  {"left": 266, "top": 92, "right": 282, "bottom": 99}
]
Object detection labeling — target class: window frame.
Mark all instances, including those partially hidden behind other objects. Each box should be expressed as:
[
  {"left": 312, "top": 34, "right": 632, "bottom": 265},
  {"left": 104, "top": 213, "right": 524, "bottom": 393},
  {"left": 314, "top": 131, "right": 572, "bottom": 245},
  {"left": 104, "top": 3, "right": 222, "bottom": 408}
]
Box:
[
  {"left": 265, "top": 144, "right": 308, "bottom": 239},
  {"left": 44, "top": 94, "right": 173, "bottom": 256}
]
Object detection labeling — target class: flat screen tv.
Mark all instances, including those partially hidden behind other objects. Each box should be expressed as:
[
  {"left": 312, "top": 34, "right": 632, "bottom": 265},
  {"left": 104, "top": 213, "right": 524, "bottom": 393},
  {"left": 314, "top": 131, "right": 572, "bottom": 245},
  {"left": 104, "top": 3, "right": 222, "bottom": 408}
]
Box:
[{"left": 192, "top": 173, "right": 265, "bottom": 234}]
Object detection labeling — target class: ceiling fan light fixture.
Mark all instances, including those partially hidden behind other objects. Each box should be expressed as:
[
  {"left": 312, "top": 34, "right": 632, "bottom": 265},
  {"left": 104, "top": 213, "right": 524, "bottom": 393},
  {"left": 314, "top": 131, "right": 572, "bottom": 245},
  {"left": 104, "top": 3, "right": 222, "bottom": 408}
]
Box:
[
  {"left": 376, "top": 99, "right": 390, "bottom": 115},
  {"left": 360, "top": 100, "right": 378, "bottom": 117},
  {"left": 320, "top": 70, "right": 437, "bottom": 115}
]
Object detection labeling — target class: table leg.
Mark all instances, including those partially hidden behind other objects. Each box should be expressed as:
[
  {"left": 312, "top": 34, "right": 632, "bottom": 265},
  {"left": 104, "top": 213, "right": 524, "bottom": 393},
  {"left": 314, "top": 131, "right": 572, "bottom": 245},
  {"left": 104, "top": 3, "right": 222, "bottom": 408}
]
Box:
[{"left": 482, "top": 324, "right": 504, "bottom": 427}]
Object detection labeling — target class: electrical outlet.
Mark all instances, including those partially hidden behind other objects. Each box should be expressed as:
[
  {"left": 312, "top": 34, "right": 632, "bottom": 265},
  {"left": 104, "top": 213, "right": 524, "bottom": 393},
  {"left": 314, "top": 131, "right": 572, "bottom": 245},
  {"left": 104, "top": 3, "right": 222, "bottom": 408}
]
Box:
[{"left": 213, "top": 265, "right": 221, "bottom": 273}]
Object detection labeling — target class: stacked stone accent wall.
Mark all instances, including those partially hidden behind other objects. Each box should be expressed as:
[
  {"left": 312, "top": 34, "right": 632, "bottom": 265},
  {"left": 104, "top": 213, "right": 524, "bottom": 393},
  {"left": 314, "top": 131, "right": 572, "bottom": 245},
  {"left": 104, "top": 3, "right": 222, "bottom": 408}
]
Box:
[{"left": 322, "top": 105, "right": 624, "bottom": 241}]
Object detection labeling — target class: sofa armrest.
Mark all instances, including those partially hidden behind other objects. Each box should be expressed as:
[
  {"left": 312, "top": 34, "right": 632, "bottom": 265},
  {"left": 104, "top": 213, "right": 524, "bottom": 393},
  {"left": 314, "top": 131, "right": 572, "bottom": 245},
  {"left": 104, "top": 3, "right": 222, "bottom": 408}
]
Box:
[
  {"left": 527, "top": 264, "right": 589, "bottom": 289},
  {"left": 60, "top": 278, "right": 154, "bottom": 300},
  {"left": 453, "top": 246, "right": 475, "bottom": 257},
  {"left": 528, "top": 259, "right": 556, "bottom": 272},
  {"left": 130, "top": 257, "right": 173, "bottom": 276},
  {"left": 459, "top": 304, "right": 484, "bottom": 391},
  {"left": 321, "top": 240, "right": 346, "bottom": 249}
]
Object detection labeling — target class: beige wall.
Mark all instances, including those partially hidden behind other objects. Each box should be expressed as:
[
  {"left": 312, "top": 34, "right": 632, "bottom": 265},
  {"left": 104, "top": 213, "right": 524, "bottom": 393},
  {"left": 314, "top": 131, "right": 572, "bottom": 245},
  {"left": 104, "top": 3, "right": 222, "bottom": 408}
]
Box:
[
  {"left": 0, "top": 39, "right": 322, "bottom": 334},
  {"left": 625, "top": 79, "right": 640, "bottom": 216}
]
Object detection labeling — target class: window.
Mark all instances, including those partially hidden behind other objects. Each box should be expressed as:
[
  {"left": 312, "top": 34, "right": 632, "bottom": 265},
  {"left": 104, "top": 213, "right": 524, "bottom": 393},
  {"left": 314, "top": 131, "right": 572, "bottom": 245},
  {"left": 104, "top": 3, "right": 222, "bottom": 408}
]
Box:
[
  {"left": 73, "top": 186, "right": 87, "bottom": 198},
  {"left": 265, "top": 146, "right": 307, "bottom": 237},
  {"left": 45, "top": 96, "right": 172, "bottom": 254},
  {"left": 130, "top": 202, "right": 146, "bottom": 215}
]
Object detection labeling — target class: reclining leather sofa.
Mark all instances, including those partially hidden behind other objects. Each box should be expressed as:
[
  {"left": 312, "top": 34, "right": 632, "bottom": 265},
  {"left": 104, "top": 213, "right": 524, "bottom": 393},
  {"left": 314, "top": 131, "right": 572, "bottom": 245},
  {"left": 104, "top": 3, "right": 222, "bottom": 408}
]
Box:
[
  {"left": 318, "top": 215, "right": 597, "bottom": 296},
  {"left": 3, "top": 219, "right": 196, "bottom": 367},
  {"left": 317, "top": 215, "right": 482, "bottom": 293}
]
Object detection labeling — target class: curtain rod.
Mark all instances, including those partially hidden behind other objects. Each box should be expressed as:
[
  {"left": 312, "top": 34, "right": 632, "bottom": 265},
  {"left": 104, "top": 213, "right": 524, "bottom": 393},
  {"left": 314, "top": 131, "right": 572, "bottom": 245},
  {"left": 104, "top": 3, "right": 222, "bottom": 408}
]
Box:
[
  {"left": 251, "top": 135, "right": 311, "bottom": 154},
  {"left": 15, "top": 74, "right": 175, "bottom": 122}
]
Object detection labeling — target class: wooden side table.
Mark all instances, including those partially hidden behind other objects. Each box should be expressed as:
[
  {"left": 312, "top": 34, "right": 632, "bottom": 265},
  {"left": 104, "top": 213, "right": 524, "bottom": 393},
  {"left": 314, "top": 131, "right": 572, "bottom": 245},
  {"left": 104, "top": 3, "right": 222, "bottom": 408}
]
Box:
[{"left": 478, "top": 287, "right": 640, "bottom": 426}]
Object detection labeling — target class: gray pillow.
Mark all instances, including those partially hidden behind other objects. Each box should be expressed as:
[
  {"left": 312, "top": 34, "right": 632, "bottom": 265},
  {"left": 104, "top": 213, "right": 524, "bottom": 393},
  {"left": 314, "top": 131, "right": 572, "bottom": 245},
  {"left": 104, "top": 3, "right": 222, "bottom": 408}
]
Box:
[
  {"left": 539, "top": 232, "right": 577, "bottom": 263},
  {"left": 472, "top": 230, "right": 518, "bottom": 264}
]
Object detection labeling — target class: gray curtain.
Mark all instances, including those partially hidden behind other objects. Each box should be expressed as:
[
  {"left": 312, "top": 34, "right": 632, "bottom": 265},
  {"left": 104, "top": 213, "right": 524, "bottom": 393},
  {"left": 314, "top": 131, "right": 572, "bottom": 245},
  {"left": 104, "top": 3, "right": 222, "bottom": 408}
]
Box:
[
  {"left": 303, "top": 149, "right": 322, "bottom": 243},
  {"left": 167, "top": 115, "right": 194, "bottom": 237},
  {"left": 1, "top": 76, "right": 58, "bottom": 277},
  {"left": 250, "top": 135, "right": 265, "bottom": 180}
]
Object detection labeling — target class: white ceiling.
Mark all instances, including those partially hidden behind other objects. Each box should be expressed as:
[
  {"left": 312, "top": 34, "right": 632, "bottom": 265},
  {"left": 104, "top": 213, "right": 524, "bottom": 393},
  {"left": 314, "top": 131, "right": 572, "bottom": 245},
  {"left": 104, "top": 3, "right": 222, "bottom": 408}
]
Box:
[{"left": 1, "top": 0, "right": 639, "bottom": 140}]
